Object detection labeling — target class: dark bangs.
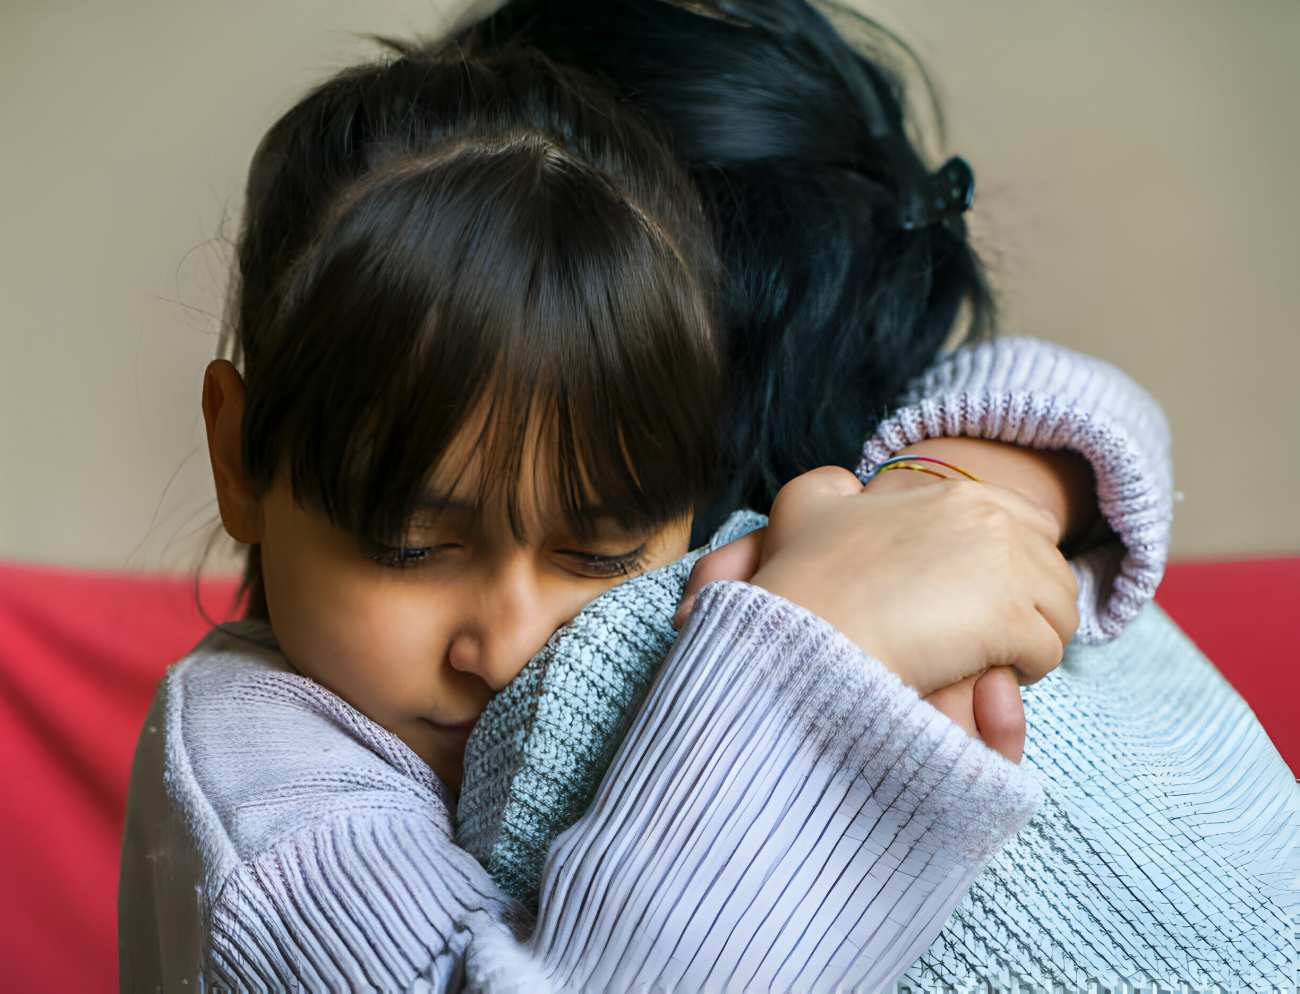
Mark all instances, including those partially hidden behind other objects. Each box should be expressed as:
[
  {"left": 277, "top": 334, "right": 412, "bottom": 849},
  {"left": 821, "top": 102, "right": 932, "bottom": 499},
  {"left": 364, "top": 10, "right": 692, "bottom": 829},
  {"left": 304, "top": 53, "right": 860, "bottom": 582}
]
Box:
[{"left": 239, "top": 132, "right": 724, "bottom": 551}]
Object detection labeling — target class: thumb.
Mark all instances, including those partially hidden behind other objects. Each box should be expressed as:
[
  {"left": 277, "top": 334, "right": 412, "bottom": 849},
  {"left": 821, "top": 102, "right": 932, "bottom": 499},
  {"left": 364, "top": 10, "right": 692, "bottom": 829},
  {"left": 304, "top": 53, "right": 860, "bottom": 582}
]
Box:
[
  {"left": 671, "top": 528, "right": 766, "bottom": 629},
  {"left": 972, "top": 666, "right": 1027, "bottom": 764}
]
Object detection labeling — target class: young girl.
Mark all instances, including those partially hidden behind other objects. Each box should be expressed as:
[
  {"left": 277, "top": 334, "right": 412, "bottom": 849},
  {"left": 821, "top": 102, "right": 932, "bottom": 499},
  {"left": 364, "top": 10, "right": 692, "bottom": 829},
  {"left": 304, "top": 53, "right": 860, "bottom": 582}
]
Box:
[{"left": 119, "top": 13, "right": 1175, "bottom": 994}]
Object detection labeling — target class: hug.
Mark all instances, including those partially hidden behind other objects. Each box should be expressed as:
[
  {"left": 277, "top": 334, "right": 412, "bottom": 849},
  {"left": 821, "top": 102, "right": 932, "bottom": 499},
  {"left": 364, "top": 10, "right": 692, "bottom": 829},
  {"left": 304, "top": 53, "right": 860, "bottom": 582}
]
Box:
[{"left": 117, "top": 1, "right": 1298, "bottom": 990}]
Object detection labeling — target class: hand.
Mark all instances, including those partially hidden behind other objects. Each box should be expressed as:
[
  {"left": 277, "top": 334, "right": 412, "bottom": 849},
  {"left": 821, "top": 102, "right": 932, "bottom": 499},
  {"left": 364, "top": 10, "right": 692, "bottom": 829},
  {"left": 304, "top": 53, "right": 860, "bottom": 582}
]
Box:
[
  {"left": 673, "top": 523, "right": 1032, "bottom": 764},
  {"left": 680, "top": 466, "right": 1079, "bottom": 699}
]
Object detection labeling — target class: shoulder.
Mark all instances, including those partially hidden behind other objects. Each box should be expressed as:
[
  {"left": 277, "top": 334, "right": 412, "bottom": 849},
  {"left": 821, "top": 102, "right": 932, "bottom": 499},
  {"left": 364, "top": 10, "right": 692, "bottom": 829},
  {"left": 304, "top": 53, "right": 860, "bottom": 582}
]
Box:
[
  {"left": 153, "top": 619, "right": 453, "bottom": 862},
  {"left": 122, "top": 622, "right": 496, "bottom": 990},
  {"left": 203, "top": 807, "right": 529, "bottom": 991}
]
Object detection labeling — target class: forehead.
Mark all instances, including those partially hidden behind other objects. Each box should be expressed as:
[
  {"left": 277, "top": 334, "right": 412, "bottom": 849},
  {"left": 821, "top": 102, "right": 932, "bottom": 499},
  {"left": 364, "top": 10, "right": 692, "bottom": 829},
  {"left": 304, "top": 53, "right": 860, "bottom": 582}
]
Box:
[{"left": 418, "top": 389, "right": 628, "bottom": 537}]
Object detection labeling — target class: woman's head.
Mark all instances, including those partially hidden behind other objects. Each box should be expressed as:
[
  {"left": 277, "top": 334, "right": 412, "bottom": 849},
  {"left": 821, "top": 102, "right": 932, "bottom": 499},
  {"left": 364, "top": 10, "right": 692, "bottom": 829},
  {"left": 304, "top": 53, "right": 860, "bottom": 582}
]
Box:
[
  {"left": 204, "top": 33, "right": 723, "bottom": 791},
  {"left": 474, "top": 0, "right": 999, "bottom": 543}
]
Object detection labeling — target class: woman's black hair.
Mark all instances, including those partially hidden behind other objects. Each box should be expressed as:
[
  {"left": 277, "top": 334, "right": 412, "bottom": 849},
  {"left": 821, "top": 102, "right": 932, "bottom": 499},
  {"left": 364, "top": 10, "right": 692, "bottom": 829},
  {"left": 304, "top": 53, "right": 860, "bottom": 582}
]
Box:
[
  {"left": 203, "top": 30, "right": 725, "bottom": 620},
  {"left": 470, "top": 0, "right": 999, "bottom": 545}
]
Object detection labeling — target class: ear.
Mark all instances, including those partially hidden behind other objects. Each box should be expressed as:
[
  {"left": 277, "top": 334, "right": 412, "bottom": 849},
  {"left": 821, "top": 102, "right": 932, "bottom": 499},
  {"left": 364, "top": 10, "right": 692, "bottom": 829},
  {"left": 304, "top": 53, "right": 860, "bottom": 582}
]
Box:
[{"left": 201, "top": 359, "right": 262, "bottom": 544}]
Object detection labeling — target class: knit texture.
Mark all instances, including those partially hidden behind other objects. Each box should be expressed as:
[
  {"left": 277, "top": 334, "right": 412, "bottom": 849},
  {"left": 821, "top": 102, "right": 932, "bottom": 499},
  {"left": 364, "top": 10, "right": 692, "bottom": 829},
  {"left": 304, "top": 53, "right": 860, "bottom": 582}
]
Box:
[
  {"left": 457, "top": 334, "right": 1178, "bottom": 912},
  {"left": 455, "top": 335, "right": 1298, "bottom": 988},
  {"left": 897, "top": 597, "right": 1299, "bottom": 991},
  {"left": 456, "top": 508, "right": 767, "bottom": 907},
  {"left": 457, "top": 572, "right": 1299, "bottom": 989},
  {"left": 119, "top": 580, "right": 1045, "bottom": 992},
  {"left": 531, "top": 579, "right": 1044, "bottom": 994}
]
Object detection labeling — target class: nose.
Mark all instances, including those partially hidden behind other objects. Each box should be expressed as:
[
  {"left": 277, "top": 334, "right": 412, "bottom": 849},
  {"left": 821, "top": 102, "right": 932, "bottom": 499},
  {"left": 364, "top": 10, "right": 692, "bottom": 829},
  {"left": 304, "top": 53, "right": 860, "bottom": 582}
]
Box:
[{"left": 445, "top": 555, "right": 577, "bottom": 690}]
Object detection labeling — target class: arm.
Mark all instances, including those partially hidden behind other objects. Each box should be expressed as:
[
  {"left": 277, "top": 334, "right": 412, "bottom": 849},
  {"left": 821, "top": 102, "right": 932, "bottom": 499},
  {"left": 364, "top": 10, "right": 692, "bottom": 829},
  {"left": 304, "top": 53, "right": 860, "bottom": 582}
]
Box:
[
  {"left": 861, "top": 435, "right": 1101, "bottom": 554},
  {"left": 527, "top": 580, "right": 1041, "bottom": 992},
  {"left": 857, "top": 335, "right": 1175, "bottom": 645},
  {"left": 204, "top": 583, "right": 1041, "bottom": 992}
]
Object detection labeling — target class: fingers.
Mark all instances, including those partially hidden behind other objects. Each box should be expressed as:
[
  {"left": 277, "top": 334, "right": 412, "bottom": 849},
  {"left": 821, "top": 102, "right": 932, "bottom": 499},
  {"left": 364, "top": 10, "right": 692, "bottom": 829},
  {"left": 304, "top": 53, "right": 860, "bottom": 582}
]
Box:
[
  {"left": 922, "top": 674, "right": 981, "bottom": 740},
  {"left": 923, "top": 667, "right": 1026, "bottom": 764},
  {"left": 672, "top": 528, "right": 766, "bottom": 629},
  {"left": 791, "top": 465, "right": 867, "bottom": 499},
  {"left": 1001, "top": 599, "right": 1071, "bottom": 688},
  {"left": 1028, "top": 554, "right": 1081, "bottom": 671},
  {"left": 1013, "top": 538, "right": 1081, "bottom": 686},
  {"left": 770, "top": 466, "right": 864, "bottom": 521},
  {"left": 970, "top": 480, "right": 1079, "bottom": 684},
  {"left": 972, "top": 666, "right": 1026, "bottom": 763}
]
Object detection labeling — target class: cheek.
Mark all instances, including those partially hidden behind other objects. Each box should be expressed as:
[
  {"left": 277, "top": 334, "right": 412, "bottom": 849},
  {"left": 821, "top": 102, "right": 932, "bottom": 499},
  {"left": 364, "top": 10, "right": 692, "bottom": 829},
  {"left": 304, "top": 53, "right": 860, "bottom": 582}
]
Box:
[{"left": 260, "top": 525, "right": 445, "bottom": 724}]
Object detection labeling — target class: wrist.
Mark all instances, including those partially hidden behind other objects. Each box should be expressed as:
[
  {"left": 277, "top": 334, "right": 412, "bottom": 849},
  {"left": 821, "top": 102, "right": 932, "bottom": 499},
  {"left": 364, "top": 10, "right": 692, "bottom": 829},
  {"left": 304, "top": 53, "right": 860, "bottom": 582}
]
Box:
[
  {"left": 860, "top": 461, "right": 947, "bottom": 496},
  {"left": 863, "top": 438, "right": 1098, "bottom": 548}
]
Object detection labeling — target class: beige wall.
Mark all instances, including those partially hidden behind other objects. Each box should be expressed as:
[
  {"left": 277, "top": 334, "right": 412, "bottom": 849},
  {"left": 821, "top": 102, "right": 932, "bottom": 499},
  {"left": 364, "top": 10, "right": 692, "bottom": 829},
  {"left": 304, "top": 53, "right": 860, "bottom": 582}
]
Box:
[{"left": 2, "top": 0, "right": 1296, "bottom": 576}]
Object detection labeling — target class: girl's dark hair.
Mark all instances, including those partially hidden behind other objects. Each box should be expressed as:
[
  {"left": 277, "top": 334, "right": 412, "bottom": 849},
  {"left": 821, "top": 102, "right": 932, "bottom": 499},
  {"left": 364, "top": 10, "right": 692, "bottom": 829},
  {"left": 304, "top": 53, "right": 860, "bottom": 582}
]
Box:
[
  {"left": 471, "top": 0, "right": 999, "bottom": 545},
  {"left": 211, "top": 32, "right": 725, "bottom": 619}
]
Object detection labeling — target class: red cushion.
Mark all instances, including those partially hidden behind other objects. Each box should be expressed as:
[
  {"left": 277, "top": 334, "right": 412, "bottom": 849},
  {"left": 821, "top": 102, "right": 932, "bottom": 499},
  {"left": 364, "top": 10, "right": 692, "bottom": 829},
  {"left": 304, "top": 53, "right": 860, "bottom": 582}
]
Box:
[
  {"left": 0, "top": 561, "right": 239, "bottom": 994},
  {"left": 0, "top": 557, "right": 1295, "bottom": 994},
  {"left": 1152, "top": 556, "right": 1300, "bottom": 772}
]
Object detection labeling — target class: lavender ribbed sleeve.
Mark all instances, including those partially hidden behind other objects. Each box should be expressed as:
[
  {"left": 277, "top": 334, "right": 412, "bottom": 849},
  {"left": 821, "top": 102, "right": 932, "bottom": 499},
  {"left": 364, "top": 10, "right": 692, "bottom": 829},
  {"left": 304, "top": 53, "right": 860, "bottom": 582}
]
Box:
[
  {"left": 857, "top": 335, "right": 1175, "bottom": 645},
  {"left": 525, "top": 580, "right": 1042, "bottom": 994},
  {"left": 121, "top": 582, "right": 1043, "bottom": 992}
]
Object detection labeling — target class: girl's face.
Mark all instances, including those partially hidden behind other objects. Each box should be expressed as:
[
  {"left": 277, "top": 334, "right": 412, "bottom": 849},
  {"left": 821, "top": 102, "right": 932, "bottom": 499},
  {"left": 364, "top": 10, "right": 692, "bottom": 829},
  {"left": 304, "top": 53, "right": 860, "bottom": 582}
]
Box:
[{"left": 205, "top": 361, "right": 693, "bottom": 797}]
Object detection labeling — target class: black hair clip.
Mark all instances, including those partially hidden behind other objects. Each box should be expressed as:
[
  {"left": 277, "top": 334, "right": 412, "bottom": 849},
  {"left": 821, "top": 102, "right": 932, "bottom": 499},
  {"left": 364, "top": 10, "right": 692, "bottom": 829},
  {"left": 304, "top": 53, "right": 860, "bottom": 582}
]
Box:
[{"left": 896, "top": 156, "right": 975, "bottom": 231}]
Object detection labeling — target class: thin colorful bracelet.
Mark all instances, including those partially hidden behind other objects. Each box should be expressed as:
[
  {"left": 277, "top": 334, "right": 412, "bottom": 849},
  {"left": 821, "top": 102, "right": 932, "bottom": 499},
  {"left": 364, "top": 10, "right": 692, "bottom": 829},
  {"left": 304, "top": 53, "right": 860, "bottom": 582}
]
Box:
[
  {"left": 866, "top": 454, "right": 983, "bottom": 484},
  {"left": 880, "top": 463, "right": 953, "bottom": 482}
]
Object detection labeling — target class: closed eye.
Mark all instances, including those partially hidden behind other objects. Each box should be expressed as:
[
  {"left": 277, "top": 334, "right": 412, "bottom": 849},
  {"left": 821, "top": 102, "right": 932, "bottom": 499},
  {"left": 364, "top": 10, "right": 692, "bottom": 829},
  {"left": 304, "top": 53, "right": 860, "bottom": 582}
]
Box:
[
  {"left": 362, "top": 541, "right": 646, "bottom": 577},
  {"left": 557, "top": 545, "right": 647, "bottom": 579},
  {"left": 363, "top": 542, "right": 459, "bottom": 569}
]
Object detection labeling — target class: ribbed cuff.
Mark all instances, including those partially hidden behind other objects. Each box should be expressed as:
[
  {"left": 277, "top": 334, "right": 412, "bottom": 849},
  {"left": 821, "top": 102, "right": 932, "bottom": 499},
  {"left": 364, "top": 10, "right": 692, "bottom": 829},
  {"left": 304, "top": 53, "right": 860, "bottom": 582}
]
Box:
[
  {"left": 685, "top": 579, "right": 1045, "bottom": 863},
  {"left": 856, "top": 334, "right": 1174, "bottom": 645},
  {"left": 531, "top": 579, "right": 1043, "bottom": 993}
]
